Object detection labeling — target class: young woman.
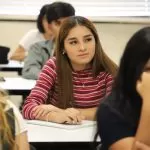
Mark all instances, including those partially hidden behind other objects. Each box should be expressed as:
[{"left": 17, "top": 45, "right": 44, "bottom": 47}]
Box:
[
  {"left": 22, "top": 16, "right": 117, "bottom": 124},
  {"left": 0, "top": 89, "right": 29, "bottom": 150},
  {"left": 8, "top": 4, "right": 53, "bottom": 61},
  {"left": 96, "top": 27, "right": 150, "bottom": 149}
]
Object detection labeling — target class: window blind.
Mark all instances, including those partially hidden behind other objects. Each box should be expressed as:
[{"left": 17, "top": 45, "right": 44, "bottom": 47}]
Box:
[{"left": 0, "top": 0, "right": 149, "bottom": 20}]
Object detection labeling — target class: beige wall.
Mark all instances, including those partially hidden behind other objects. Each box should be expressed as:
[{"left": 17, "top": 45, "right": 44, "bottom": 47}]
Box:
[{"left": 0, "top": 20, "right": 148, "bottom": 65}]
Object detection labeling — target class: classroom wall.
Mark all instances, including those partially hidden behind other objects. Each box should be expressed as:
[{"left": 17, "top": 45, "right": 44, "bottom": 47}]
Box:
[{"left": 0, "top": 21, "right": 148, "bottom": 65}]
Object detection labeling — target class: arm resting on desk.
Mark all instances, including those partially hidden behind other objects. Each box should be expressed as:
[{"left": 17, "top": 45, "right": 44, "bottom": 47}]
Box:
[
  {"left": 8, "top": 45, "right": 26, "bottom": 61},
  {"left": 32, "top": 105, "right": 85, "bottom": 124},
  {"left": 77, "top": 107, "right": 97, "bottom": 120}
]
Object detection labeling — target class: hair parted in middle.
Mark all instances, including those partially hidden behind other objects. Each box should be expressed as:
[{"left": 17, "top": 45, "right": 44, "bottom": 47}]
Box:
[{"left": 55, "top": 16, "right": 117, "bottom": 109}]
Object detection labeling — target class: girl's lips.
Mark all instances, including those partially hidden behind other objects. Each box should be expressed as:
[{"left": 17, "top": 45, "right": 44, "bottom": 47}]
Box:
[{"left": 78, "top": 53, "right": 88, "bottom": 57}]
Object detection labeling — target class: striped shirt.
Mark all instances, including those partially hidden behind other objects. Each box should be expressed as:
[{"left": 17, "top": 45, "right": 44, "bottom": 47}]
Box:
[{"left": 23, "top": 57, "right": 113, "bottom": 119}]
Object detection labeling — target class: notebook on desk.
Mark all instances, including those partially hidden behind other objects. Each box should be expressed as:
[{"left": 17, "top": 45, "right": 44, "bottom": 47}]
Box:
[{"left": 26, "top": 120, "right": 96, "bottom": 130}]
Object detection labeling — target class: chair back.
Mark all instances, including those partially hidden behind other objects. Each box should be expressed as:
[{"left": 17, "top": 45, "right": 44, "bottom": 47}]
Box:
[{"left": 0, "top": 46, "right": 10, "bottom": 64}]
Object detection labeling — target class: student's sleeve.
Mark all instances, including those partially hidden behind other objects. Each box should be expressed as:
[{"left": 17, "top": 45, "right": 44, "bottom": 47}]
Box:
[
  {"left": 22, "top": 58, "right": 56, "bottom": 119},
  {"left": 22, "top": 43, "right": 43, "bottom": 80}
]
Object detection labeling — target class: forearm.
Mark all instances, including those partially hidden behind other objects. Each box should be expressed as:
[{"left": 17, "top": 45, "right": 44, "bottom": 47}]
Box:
[
  {"left": 9, "top": 47, "right": 26, "bottom": 61},
  {"left": 22, "top": 103, "right": 38, "bottom": 119},
  {"left": 77, "top": 107, "right": 97, "bottom": 120},
  {"left": 9, "top": 52, "right": 25, "bottom": 61},
  {"left": 33, "top": 104, "right": 63, "bottom": 120}
]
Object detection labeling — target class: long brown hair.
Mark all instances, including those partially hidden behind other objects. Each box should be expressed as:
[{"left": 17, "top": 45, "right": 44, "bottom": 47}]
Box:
[
  {"left": 56, "top": 16, "right": 117, "bottom": 108},
  {"left": 0, "top": 89, "right": 16, "bottom": 149}
]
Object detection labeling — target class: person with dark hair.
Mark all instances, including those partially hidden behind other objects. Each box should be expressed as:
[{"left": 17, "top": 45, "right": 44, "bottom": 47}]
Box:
[
  {"left": 22, "top": 1, "right": 75, "bottom": 80},
  {"left": 46, "top": 1, "right": 75, "bottom": 37},
  {"left": 22, "top": 16, "right": 117, "bottom": 124},
  {"left": 96, "top": 27, "right": 150, "bottom": 149},
  {"left": 8, "top": 4, "right": 53, "bottom": 61}
]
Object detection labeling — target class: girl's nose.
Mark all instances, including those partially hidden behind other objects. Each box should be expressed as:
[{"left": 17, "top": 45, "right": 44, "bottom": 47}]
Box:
[{"left": 79, "top": 43, "right": 86, "bottom": 51}]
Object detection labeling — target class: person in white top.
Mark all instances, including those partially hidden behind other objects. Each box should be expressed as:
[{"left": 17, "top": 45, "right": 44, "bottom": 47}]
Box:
[
  {"left": 8, "top": 4, "right": 53, "bottom": 62},
  {"left": 0, "top": 89, "right": 29, "bottom": 150}
]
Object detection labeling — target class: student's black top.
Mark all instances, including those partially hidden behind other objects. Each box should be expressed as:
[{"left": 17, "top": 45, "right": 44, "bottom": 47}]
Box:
[{"left": 96, "top": 92, "right": 137, "bottom": 150}]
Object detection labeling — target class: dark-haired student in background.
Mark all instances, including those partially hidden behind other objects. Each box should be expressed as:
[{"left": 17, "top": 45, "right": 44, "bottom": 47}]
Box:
[{"left": 22, "top": 1, "right": 75, "bottom": 80}]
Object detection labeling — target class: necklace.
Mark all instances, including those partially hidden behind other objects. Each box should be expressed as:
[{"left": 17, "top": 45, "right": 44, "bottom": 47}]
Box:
[{"left": 76, "top": 72, "right": 91, "bottom": 88}]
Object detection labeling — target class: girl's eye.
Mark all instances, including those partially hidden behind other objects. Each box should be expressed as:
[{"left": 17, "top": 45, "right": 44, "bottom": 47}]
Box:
[
  {"left": 69, "top": 41, "right": 77, "bottom": 45},
  {"left": 85, "top": 38, "right": 92, "bottom": 42}
]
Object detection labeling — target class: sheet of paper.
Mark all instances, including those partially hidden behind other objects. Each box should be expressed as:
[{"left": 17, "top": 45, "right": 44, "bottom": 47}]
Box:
[{"left": 26, "top": 119, "right": 96, "bottom": 130}]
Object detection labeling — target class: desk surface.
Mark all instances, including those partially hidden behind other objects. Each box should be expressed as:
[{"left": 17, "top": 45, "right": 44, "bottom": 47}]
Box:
[
  {"left": 27, "top": 121, "right": 97, "bottom": 142},
  {"left": 0, "top": 60, "right": 24, "bottom": 75},
  {"left": 0, "top": 60, "right": 24, "bottom": 68},
  {"left": 0, "top": 77, "right": 36, "bottom": 95},
  {"left": 0, "top": 77, "right": 36, "bottom": 90}
]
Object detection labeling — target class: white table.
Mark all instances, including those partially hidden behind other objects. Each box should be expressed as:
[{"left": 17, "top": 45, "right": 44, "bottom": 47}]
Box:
[
  {"left": 0, "top": 60, "right": 24, "bottom": 75},
  {"left": 0, "top": 77, "right": 36, "bottom": 95},
  {"left": 27, "top": 122, "right": 97, "bottom": 142},
  {"left": 27, "top": 120, "right": 100, "bottom": 150}
]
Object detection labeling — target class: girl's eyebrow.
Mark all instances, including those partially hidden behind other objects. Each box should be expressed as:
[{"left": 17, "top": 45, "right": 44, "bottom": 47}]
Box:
[
  {"left": 67, "top": 34, "right": 93, "bottom": 41},
  {"left": 67, "top": 37, "right": 76, "bottom": 41},
  {"left": 84, "top": 34, "right": 93, "bottom": 38}
]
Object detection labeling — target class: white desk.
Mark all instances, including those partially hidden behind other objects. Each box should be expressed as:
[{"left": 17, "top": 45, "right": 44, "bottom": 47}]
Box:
[
  {"left": 0, "top": 60, "right": 24, "bottom": 75},
  {"left": 27, "top": 121, "right": 97, "bottom": 142},
  {"left": 0, "top": 77, "right": 36, "bottom": 95}
]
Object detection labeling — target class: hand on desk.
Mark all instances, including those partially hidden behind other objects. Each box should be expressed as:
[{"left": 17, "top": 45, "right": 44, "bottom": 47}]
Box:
[
  {"left": 64, "top": 108, "right": 85, "bottom": 124},
  {"left": 33, "top": 105, "right": 85, "bottom": 124},
  {"left": 32, "top": 104, "right": 62, "bottom": 118}
]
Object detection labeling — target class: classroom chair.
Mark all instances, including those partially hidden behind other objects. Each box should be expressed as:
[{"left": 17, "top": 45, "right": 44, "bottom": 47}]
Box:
[{"left": 0, "top": 45, "right": 10, "bottom": 64}]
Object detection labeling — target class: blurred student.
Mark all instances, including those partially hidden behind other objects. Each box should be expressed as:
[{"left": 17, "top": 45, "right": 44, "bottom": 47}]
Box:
[
  {"left": 22, "top": 16, "right": 117, "bottom": 125},
  {"left": 22, "top": 1, "right": 75, "bottom": 80},
  {"left": 96, "top": 27, "right": 150, "bottom": 149},
  {"left": 8, "top": 4, "right": 52, "bottom": 61},
  {"left": 0, "top": 89, "right": 29, "bottom": 150}
]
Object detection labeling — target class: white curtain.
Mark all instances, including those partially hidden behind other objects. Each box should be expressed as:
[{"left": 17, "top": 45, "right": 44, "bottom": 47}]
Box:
[{"left": 0, "top": 0, "right": 149, "bottom": 19}]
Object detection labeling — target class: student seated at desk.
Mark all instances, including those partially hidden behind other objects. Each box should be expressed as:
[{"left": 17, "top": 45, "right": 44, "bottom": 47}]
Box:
[
  {"left": 96, "top": 27, "right": 150, "bottom": 150},
  {"left": 0, "top": 89, "right": 29, "bottom": 150},
  {"left": 22, "top": 16, "right": 117, "bottom": 125},
  {"left": 22, "top": 1, "right": 75, "bottom": 80},
  {"left": 8, "top": 4, "right": 53, "bottom": 62}
]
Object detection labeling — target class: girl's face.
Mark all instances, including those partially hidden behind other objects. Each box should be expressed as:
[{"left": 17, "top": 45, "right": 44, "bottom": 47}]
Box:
[{"left": 64, "top": 25, "right": 96, "bottom": 71}]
